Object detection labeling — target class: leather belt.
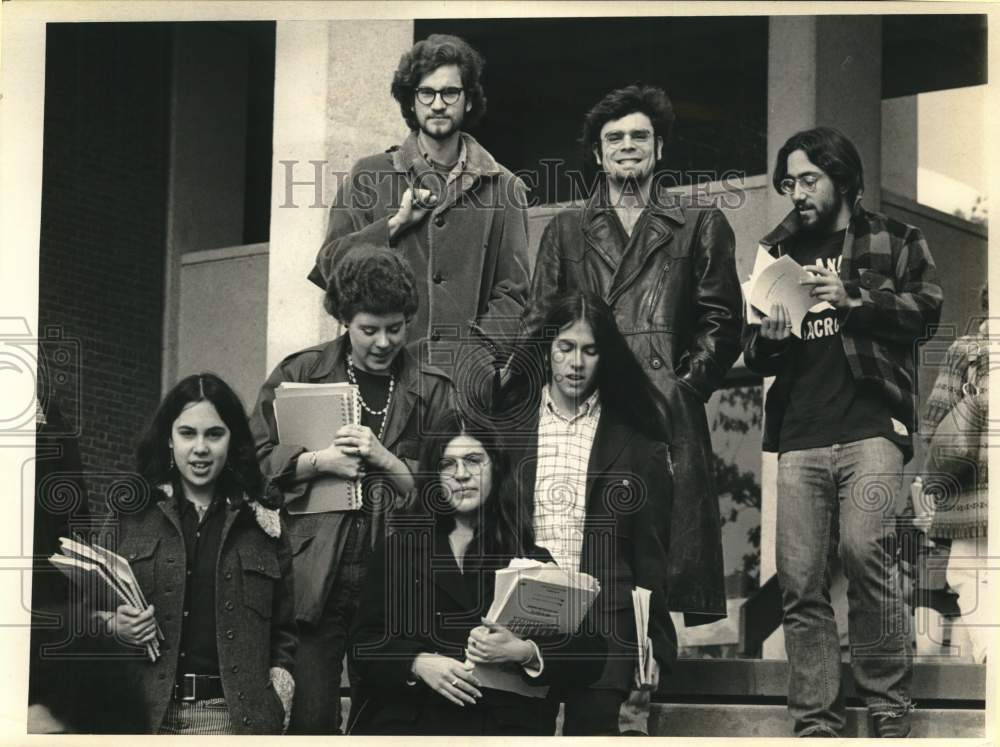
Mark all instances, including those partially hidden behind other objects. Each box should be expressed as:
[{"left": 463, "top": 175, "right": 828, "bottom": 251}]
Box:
[{"left": 173, "top": 673, "right": 224, "bottom": 701}]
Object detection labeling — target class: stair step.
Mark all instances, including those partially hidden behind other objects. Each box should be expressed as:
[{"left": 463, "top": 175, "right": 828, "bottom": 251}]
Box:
[
  {"left": 647, "top": 704, "right": 984, "bottom": 738},
  {"left": 341, "top": 698, "right": 983, "bottom": 737}
]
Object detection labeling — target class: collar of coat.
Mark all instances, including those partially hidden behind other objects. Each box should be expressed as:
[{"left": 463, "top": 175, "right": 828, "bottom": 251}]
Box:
[
  {"left": 392, "top": 131, "right": 506, "bottom": 179},
  {"left": 761, "top": 198, "right": 868, "bottom": 250},
  {"left": 300, "top": 333, "right": 449, "bottom": 397},
  {"left": 582, "top": 177, "right": 687, "bottom": 227},
  {"left": 155, "top": 482, "right": 281, "bottom": 538}
]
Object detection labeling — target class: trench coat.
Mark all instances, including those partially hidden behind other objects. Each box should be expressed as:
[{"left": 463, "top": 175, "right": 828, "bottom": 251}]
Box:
[
  {"left": 307, "top": 131, "right": 530, "bottom": 395},
  {"left": 250, "top": 334, "right": 455, "bottom": 625},
  {"left": 98, "top": 486, "right": 297, "bottom": 735},
  {"left": 530, "top": 187, "right": 743, "bottom": 620}
]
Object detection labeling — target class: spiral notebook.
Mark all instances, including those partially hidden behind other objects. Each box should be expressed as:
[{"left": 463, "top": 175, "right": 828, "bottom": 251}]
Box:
[{"left": 273, "top": 382, "right": 363, "bottom": 513}]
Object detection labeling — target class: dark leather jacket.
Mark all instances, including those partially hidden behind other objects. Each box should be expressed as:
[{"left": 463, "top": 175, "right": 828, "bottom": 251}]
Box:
[{"left": 529, "top": 187, "right": 743, "bottom": 620}]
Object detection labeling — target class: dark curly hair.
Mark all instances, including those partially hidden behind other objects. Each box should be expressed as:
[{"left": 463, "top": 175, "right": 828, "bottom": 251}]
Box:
[
  {"left": 579, "top": 84, "right": 675, "bottom": 165},
  {"left": 390, "top": 34, "right": 487, "bottom": 132},
  {"left": 772, "top": 126, "right": 865, "bottom": 206},
  {"left": 324, "top": 244, "right": 419, "bottom": 323},
  {"left": 136, "top": 373, "right": 263, "bottom": 502}
]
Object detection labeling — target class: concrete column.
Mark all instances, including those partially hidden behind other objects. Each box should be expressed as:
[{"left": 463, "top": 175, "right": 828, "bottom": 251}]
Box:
[
  {"left": 266, "top": 20, "right": 412, "bottom": 372},
  {"left": 761, "top": 14, "right": 883, "bottom": 659},
  {"left": 882, "top": 96, "right": 918, "bottom": 200}
]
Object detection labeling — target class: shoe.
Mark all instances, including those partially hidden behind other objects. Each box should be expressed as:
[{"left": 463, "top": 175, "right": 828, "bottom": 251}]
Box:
[
  {"left": 871, "top": 711, "right": 912, "bottom": 738},
  {"left": 799, "top": 727, "right": 839, "bottom": 738}
]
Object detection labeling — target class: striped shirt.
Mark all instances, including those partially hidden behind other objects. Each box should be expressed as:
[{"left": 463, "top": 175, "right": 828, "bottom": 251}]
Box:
[{"left": 532, "top": 387, "right": 601, "bottom": 572}]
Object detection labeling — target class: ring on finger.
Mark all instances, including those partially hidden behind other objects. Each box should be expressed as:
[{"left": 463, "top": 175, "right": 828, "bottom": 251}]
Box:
[{"left": 450, "top": 678, "right": 459, "bottom": 686}]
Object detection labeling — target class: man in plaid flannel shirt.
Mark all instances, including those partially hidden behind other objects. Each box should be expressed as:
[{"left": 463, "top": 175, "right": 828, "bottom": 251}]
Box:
[{"left": 743, "top": 127, "right": 942, "bottom": 739}]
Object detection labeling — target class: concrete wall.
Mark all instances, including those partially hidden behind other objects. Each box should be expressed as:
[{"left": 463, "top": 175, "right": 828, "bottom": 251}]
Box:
[
  {"left": 163, "top": 24, "right": 252, "bottom": 391},
  {"left": 177, "top": 245, "right": 269, "bottom": 410},
  {"left": 266, "top": 20, "right": 413, "bottom": 372}
]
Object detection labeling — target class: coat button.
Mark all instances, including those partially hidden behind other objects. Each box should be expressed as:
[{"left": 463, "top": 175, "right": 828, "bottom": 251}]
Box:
[
  {"left": 226, "top": 630, "right": 235, "bottom": 640},
  {"left": 232, "top": 665, "right": 239, "bottom": 673},
  {"left": 430, "top": 331, "right": 441, "bottom": 342},
  {"left": 225, "top": 572, "right": 232, "bottom": 580},
  {"left": 650, "top": 357, "right": 663, "bottom": 369},
  {"left": 238, "top": 692, "right": 245, "bottom": 701},
  {"left": 225, "top": 601, "right": 234, "bottom": 611},
  {"left": 434, "top": 215, "right": 445, "bottom": 228},
  {"left": 243, "top": 716, "right": 251, "bottom": 726},
  {"left": 433, "top": 271, "right": 444, "bottom": 284},
  {"left": 166, "top": 557, "right": 175, "bottom": 564}
]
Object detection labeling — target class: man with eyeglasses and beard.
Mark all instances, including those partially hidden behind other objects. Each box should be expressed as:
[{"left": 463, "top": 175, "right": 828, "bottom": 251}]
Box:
[
  {"left": 309, "top": 34, "right": 529, "bottom": 405},
  {"left": 530, "top": 84, "right": 742, "bottom": 734},
  {"left": 743, "top": 127, "right": 942, "bottom": 739}
]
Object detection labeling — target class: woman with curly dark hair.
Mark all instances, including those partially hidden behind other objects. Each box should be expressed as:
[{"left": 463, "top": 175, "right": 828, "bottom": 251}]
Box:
[
  {"left": 251, "top": 244, "right": 454, "bottom": 734},
  {"left": 93, "top": 372, "right": 297, "bottom": 735}
]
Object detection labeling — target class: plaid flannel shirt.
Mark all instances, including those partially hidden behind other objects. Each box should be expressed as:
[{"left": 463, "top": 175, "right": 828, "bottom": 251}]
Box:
[{"left": 744, "top": 203, "right": 943, "bottom": 456}]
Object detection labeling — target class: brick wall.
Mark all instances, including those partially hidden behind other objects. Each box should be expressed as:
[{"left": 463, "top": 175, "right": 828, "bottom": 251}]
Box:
[{"left": 38, "top": 23, "right": 170, "bottom": 511}]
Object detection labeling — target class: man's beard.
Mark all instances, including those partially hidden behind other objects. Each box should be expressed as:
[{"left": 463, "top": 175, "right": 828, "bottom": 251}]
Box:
[
  {"left": 419, "top": 115, "right": 460, "bottom": 141},
  {"left": 607, "top": 172, "right": 654, "bottom": 205},
  {"left": 799, "top": 194, "right": 845, "bottom": 235}
]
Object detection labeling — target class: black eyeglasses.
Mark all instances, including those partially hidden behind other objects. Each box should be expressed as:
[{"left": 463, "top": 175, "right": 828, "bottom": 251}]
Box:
[
  {"left": 779, "top": 173, "right": 823, "bottom": 195},
  {"left": 415, "top": 87, "right": 464, "bottom": 106}
]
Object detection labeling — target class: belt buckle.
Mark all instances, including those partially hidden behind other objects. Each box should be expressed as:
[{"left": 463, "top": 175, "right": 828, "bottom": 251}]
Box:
[{"left": 181, "top": 673, "right": 198, "bottom": 702}]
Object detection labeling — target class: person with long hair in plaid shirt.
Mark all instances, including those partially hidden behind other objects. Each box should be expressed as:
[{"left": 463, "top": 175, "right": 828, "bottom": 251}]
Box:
[{"left": 743, "top": 126, "right": 943, "bottom": 739}]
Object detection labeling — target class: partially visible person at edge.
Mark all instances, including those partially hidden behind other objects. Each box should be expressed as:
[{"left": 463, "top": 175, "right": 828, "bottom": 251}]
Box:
[
  {"left": 348, "top": 410, "right": 605, "bottom": 735},
  {"left": 307, "top": 33, "right": 529, "bottom": 409},
  {"left": 918, "top": 282, "right": 988, "bottom": 663},
  {"left": 528, "top": 83, "right": 741, "bottom": 734},
  {"left": 489, "top": 290, "right": 676, "bottom": 736},
  {"left": 93, "top": 373, "right": 297, "bottom": 735},
  {"left": 252, "top": 245, "right": 454, "bottom": 734},
  {"left": 743, "top": 126, "right": 943, "bottom": 738}
]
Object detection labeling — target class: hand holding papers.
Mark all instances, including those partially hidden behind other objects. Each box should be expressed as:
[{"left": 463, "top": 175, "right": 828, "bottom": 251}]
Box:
[
  {"left": 49, "top": 537, "right": 163, "bottom": 661},
  {"left": 742, "top": 245, "right": 834, "bottom": 338},
  {"left": 468, "top": 559, "right": 601, "bottom": 698}
]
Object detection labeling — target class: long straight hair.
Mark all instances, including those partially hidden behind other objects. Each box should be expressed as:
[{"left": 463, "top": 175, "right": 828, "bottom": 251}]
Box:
[
  {"left": 500, "top": 291, "right": 669, "bottom": 443},
  {"left": 413, "top": 409, "right": 533, "bottom": 561},
  {"left": 135, "top": 373, "right": 264, "bottom": 503}
]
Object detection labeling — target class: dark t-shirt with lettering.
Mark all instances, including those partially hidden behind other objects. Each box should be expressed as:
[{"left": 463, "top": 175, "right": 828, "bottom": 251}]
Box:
[{"left": 777, "top": 228, "right": 909, "bottom": 453}]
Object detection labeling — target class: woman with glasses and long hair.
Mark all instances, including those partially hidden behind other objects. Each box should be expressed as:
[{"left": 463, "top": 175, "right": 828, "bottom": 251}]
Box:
[
  {"left": 94, "top": 373, "right": 296, "bottom": 735},
  {"left": 251, "top": 244, "right": 454, "bottom": 734},
  {"left": 347, "top": 410, "right": 604, "bottom": 735},
  {"left": 492, "top": 289, "right": 677, "bottom": 736}
]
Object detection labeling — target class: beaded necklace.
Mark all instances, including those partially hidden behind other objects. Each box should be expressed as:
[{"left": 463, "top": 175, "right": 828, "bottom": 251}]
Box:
[{"left": 346, "top": 349, "right": 395, "bottom": 441}]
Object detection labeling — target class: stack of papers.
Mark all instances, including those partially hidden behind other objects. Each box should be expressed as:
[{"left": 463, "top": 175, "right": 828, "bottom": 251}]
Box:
[
  {"left": 485, "top": 558, "right": 600, "bottom": 637},
  {"left": 49, "top": 537, "right": 163, "bottom": 661},
  {"left": 471, "top": 559, "right": 601, "bottom": 698},
  {"left": 742, "top": 245, "right": 833, "bottom": 338},
  {"left": 631, "top": 587, "right": 656, "bottom": 687}
]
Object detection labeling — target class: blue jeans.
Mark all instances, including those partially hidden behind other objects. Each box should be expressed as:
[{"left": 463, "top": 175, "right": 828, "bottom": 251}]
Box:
[{"left": 776, "top": 437, "right": 912, "bottom": 737}]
